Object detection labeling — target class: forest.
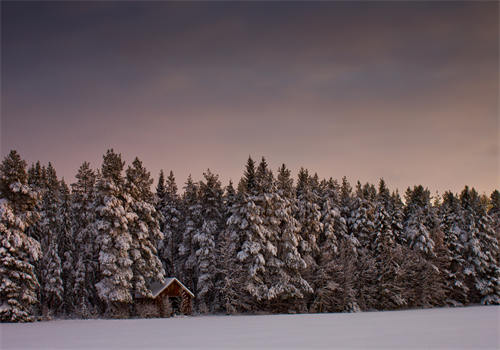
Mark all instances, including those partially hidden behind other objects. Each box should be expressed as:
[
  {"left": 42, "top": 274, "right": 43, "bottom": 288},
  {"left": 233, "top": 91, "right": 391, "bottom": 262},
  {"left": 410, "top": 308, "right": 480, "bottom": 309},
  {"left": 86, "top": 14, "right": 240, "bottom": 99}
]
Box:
[{"left": 0, "top": 149, "right": 498, "bottom": 322}]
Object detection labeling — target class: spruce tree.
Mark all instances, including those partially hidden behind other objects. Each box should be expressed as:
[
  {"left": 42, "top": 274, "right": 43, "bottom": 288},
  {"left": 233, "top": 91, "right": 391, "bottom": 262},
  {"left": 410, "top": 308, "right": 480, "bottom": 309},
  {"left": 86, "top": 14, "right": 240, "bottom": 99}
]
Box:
[
  {"left": 0, "top": 150, "right": 41, "bottom": 322},
  {"left": 268, "top": 164, "right": 311, "bottom": 313},
  {"left": 71, "top": 162, "right": 98, "bottom": 317},
  {"left": 178, "top": 175, "right": 202, "bottom": 294},
  {"left": 155, "top": 170, "right": 166, "bottom": 212},
  {"left": 39, "top": 233, "right": 63, "bottom": 316},
  {"left": 389, "top": 190, "right": 405, "bottom": 244},
  {"left": 372, "top": 180, "right": 394, "bottom": 252},
  {"left": 403, "top": 186, "right": 435, "bottom": 256},
  {"left": 295, "top": 168, "right": 322, "bottom": 283},
  {"left": 194, "top": 170, "right": 224, "bottom": 313},
  {"left": 350, "top": 182, "right": 375, "bottom": 253},
  {"left": 488, "top": 190, "right": 500, "bottom": 240},
  {"left": 312, "top": 178, "right": 344, "bottom": 312},
  {"left": 369, "top": 179, "right": 408, "bottom": 310},
  {"left": 94, "top": 150, "right": 133, "bottom": 317},
  {"left": 125, "top": 158, "right": 166, "bottom": 299},
  {"left": 26, "top": 162, "right": 46, "bottom": 243},
  {"left": 213, "top": 180, "right": 238, "bottom": 313},
  {"left": 38, "top": 163, "right": 64, "bottom": 316},
  {"left": 460, "top": 187, "right": 499, "bottom": 304},
  {"left": 439, "top": 191, "right": 468, "bottom": 305},
  {"left": 226, "top": 157, "right": 269, "bottom": 311},
  {"left": 339, "top": 177, "right": 360, "bottom": 252},
  {"left": 157, "top": 171, "right": 183, "bottom": 276},
  {"left": 58, "top": 179, "right": 74, "bottom": 313}
]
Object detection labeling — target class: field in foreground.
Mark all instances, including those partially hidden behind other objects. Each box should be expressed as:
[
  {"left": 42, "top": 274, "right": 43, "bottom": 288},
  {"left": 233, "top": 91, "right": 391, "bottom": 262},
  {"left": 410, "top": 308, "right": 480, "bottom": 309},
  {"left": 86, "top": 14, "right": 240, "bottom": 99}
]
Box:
[{"left": 1, "top": 306, "right": 498, "bottom": 349}]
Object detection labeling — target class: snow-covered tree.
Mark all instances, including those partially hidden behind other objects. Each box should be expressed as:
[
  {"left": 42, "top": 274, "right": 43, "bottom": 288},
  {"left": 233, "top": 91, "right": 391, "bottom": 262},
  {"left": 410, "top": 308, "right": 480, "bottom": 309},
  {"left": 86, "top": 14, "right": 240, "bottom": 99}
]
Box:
[
  {"left": 295, "top": 168, "right": 322, "bottom": 281},
  {"left": 438, "top": 191, "right": 468, "bottom": 305},
  {"left": 194, "top": 169, "right": 224, "bottom": 313},
  {"left": 213, "top": 180, "right": 238, "bottom": 313},
  {"left": 368, "top": 180, "right": 409, "bottom": 310},
  {"left": 155, "top": 170, "right": 166, "bottom": 212},
  {"left": 0, "top": 150, "right": 41, "bottom": 322},
  {"left": 39, "top": 233, "right": 63, "bottom": 316},
  {"left": 268, "top": 164, "right": 311, "bottom": 313},
  {"left": 226, "top": 157, "right": 270, "bottom": 311},
  {"left": 488, "top": 190, "right": 500, "bottom": 240},
  {"left": 125, "top": 157, "right": 165, "bottom": 299},
  {"left": 57, "top": 179, "right": 74, "bottom": 313},
  {"left": 403, "top": 186, "right": 435, "bottom": 256},
  {"left": 94, "top": 150, "right": 133, "bottom": 317},
  {"left": 311, "top": 178, "right": 344, "bottom": 312},
  {"left": 339, "top": 177, "right": 360, "bottom": 253},
  {"left": 71, "top": 162, "right": 98, "bottom": 317},
  {"left": 37, "top": 163, "right": 64, "bottom": 316},
  {"left": 372, "top": 179, "right": 395, "bottom": 254},
  {"left": 460, "top": 187, "right": 499, "bottom": 304},
  {"left": 178, "top": 175, "right": 202, "bottom": 293},
  {"left": 350, "top": 182, "right": 375, "bottom": 253},
  {"left": 389, "top": 190, "right": 405, "bottom": 244},
  {"left": 157, "top": 171, "right": 183, "bottom": 276}
]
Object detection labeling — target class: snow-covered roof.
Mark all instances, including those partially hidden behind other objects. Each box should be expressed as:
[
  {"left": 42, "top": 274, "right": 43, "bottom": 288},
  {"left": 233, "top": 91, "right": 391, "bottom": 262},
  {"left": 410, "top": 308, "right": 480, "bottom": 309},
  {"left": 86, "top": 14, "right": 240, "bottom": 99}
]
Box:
[{"left": 136, "top": 277, "right": 194, "bottom": 299}]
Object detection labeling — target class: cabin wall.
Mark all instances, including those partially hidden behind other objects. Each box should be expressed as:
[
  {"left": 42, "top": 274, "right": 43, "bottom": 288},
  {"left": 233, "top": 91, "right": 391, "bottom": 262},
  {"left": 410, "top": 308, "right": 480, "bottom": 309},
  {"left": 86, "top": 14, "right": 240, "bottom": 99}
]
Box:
[{"left": 135, "top": 299, "right": 161, "bottom": 318}]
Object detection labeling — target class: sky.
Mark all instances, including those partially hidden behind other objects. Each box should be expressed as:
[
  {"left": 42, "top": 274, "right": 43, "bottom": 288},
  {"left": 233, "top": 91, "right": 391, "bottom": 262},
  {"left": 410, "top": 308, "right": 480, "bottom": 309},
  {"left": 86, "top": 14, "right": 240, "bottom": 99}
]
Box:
[{"left": 1, "top": 1, "right": 498, "bottom": 195}]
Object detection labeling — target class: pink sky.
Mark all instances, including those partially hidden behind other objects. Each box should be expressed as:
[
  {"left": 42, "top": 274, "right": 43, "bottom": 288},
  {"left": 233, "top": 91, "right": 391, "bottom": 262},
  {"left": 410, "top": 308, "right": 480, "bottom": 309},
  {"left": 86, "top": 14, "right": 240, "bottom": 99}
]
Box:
[{"left": 1, "top": 1, "right": 498, "bottom": 195}]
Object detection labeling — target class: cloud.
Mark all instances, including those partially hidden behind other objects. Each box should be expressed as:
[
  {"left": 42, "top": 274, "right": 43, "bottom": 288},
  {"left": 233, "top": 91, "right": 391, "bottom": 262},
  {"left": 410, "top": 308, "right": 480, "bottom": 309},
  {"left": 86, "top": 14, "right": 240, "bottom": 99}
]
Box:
[{"left": 1, "top": 1, "right": 498, "bottom": 194}]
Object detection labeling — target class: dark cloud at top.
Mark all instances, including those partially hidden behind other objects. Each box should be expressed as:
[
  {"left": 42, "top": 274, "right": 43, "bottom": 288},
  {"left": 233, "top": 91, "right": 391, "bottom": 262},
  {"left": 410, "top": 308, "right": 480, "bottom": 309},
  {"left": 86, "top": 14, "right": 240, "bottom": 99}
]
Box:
[{"left": 1, "top": 1, "right": 498, "bottom": 194}]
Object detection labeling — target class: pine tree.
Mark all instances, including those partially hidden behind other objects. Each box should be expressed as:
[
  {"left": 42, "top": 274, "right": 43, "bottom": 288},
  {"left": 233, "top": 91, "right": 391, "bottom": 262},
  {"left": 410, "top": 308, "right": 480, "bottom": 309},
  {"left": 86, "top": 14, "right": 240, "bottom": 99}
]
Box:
[
  {"left": 178, "top": 175, "right": 202, "bottom": 294},
  {"left": 39, "top": 233, "right": 63, "bottom": 316},
  {"left": 372, "top": 179, "right": 395, "bottom": 254},
  {"left": 460, "top": 187, "right": 499, "bottom": 304},
  {"left": 58, "top": 179, "right": 74, "bottom": 313},
  {"left": 194, "top": 170, "right": 224, "bottom": 313},
  {"left": 26, "top": 162, "right": 46, "bottom": 243},
  {"left": 71, "top": 162, "right": 98, "bottom": 317},
  {"left": 311, "top": 178, "right": 344, "bottom": 312},
  {"left": 216, "top": 216, "right": 240, "bottom": 314},
  {"left": 350, "top": 182, "right": 375, "bottom": 253},
  {"left": 38, "top": 163, "right": 64, "bottom": 316},
  {"left": 403, "top": 186, "right": 435, "bottom": 256},
  {"left": 323, "top": 179, "right": 344, "bottom": 253},
  {"left": 157, "top": 171, "right": 183, "bottom": 276},
  {"left": 339, "top": 177, "right": 360, "bottom": 253},
  {"left": 268, "top": 164, "right": 311, "bottom": 313},
  {"left": 439, "top": 191, "right": 468, "bottom": 305},
  {"left": 125, "top": 157, "right": 166, "bottom": 300},
  {"left": 155, "top": 170, "right": 166, "bottom": 212},
  {"left": 226, "top": 157, "right": 269, "bottom": 311},
  {"left": 389, "top": 190, "right": 405, "bottom": 244},
  {"left": 295, "top": 168, "right": 322, "bottom": 283},
  {"left": 0, "top": 150, "right": 41, "bottom": 322},
  {"left": 369, "top": 180, "right": 408, "bottom": 310},
  {"left": 488, "top": 190, "right": 500, "bottom": 240},
  {"left": 213, "top": 180, "right": 239, "bottom": 313},
  {"left": 94, "top": 150, "right": 133, "bottom": 317},
  {"left": 254, "top": 158, "right": 282, "bottom": 309}
]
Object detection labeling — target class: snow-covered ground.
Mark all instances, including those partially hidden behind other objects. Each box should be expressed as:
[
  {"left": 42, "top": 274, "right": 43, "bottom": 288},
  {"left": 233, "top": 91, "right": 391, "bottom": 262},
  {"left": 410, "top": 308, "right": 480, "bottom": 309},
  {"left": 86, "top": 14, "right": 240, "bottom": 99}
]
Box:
[{"left": 1, "top": 306, "right": 498, "bottom": 349}]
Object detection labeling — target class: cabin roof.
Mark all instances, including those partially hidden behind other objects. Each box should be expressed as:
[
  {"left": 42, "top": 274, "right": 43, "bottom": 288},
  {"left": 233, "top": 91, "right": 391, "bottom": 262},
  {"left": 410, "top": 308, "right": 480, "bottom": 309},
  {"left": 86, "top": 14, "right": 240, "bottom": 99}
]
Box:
[{"left": 137, "top": 277, "right": 194, "bottom": 299}]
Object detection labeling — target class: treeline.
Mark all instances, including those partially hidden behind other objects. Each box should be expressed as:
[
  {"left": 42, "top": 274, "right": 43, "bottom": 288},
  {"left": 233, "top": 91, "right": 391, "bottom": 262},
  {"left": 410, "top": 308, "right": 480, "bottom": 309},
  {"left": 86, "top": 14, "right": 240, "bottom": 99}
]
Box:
[{"left": 0, "top": 149, "right": 498, "bottom": 322}]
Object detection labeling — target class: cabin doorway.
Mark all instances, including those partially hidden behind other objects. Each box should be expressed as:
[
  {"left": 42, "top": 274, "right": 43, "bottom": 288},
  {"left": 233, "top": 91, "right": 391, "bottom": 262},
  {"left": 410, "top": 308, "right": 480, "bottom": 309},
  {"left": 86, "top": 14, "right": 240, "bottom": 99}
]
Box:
[{"left": 170, "top": 296, "right": 181, "bottom": 315}]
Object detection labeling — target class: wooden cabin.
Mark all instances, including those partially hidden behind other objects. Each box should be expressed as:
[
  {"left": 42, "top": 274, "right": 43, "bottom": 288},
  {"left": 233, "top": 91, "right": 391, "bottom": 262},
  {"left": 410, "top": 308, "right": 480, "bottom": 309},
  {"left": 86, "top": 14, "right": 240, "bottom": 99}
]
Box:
[{"left": 134, "top": 278, "right": 194, "bottom": 318}]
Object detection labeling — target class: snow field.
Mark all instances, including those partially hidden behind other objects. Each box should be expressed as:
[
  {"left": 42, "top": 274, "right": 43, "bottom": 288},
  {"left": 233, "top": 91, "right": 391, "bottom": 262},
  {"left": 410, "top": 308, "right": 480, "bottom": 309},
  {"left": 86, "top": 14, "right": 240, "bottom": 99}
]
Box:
[{"left": 1, "top": 306, "right": 499, "bottom": 349}]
